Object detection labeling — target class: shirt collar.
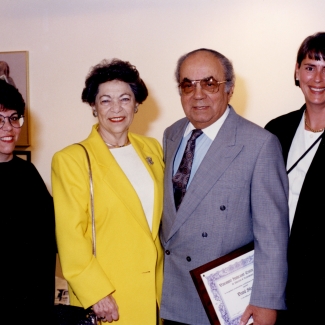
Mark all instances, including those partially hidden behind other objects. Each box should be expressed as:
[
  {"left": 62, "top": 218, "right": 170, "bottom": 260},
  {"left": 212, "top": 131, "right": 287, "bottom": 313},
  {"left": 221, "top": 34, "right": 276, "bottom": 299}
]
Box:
[{"left": 184, "top": 106, "right": 230, "bottom": 140}]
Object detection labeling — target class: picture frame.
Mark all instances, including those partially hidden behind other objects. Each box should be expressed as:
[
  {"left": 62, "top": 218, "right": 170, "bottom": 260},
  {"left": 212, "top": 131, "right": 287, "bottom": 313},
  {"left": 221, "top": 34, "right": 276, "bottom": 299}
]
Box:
[
  {"left": 0, "top": 51, "right": 30, "bottom": 147},
  {"left": 14, "top": 150, "right": 31, "bottom": 162}
]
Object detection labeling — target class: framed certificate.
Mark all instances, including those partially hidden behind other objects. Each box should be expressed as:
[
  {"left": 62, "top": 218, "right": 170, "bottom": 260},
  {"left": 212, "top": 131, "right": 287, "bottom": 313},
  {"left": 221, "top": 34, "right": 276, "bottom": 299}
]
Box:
[{"left": 190, "top": 242, "right": 254, "bottom": 325}]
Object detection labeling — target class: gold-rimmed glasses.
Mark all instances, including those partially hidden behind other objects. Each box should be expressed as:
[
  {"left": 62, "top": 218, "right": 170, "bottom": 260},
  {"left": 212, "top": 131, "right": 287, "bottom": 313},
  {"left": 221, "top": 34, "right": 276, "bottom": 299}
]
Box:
[{"left": 179, "top": 76, "right": 228, "bottom": 94}]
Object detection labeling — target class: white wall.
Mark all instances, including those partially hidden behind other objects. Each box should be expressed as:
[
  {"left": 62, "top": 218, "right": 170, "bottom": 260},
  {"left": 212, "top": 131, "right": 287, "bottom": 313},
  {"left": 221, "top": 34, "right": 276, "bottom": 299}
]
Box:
[{"left": 1, "top": 0, "right": 324, "bottom": 189}]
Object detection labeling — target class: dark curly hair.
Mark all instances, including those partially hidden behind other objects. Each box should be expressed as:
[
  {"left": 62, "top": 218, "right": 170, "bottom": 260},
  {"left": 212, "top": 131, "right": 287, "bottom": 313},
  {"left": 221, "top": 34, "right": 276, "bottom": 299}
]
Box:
[
  {"left": 0, "top": 79, "right": 25, "bottom": 116},
  {"left": 81, "top": 59, "right": 148, "bottom": 106},
  {"left": 295, "top": 32, "right": 325, "bottom": 87}
]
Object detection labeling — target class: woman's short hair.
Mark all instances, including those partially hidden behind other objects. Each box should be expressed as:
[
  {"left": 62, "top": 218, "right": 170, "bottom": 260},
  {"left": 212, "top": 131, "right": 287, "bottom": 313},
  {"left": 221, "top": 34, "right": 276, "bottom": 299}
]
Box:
[
  {"left": 0, "top": 79, "right": 25, "bottom": 116},
  {"left": 295, "top": 32, "right": 325, "bottom": 86},
  {"left": 81, "top": 59, "right": 148, "bottom": 105},
  {"left": 175, "top": 48, "right": 235, "bottom": 94}
]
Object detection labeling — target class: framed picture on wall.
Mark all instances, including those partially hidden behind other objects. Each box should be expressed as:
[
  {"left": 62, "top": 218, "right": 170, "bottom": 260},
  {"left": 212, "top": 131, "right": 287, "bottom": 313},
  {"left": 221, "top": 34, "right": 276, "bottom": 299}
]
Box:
[
  {"left": 0, "top": 51, "right": 30, "bottom": 147},
  {"left": 14, "top": 150, "right": 31, "bottom": 162}
]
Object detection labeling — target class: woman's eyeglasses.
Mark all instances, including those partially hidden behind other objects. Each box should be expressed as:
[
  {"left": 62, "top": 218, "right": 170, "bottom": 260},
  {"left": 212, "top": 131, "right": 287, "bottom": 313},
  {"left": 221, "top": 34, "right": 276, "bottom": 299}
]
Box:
[
  {"left": 178, "top": 76, "right": 228, "bottom": 94},
  {"left": 0, "top": 113, "right": 24, "bottom": 129}
]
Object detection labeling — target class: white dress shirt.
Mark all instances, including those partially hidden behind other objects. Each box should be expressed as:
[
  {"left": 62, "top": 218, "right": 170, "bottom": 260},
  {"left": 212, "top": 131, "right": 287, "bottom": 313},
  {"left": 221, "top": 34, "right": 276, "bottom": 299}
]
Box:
[{"left": 173, "top": 106, "right": 230, "bottom": 188}]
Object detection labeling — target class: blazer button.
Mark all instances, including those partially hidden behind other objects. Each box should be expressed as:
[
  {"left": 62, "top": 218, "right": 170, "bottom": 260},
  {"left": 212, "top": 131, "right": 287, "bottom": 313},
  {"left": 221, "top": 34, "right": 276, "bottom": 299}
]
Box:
[
  {"left": 186, "top": 256, "right": 191, "bottom": 262},
  {"left": 202, "top": 232, "right": 208, "bottom": 237},
  {"left": 165, "top": 250, "right": 170, "bottom": 255},
  {"left": 220, "top": 205, "right": 226, "bottom": 211}
]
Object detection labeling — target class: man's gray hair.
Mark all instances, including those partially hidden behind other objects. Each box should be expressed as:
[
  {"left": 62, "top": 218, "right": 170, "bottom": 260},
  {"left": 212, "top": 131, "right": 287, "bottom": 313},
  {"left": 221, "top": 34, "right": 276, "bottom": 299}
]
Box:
[{"left": 175, "top": 48, "right": 235, "bottom": 93}]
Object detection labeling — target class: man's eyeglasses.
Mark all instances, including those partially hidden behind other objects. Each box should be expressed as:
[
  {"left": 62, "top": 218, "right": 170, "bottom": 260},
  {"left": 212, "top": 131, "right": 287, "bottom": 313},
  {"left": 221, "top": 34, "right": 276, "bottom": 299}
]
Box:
[
  {"left": 179, "top": 76, "right": 228, "bottom": 94},
  {"left": 0, "top": 113, "right": 24, "bottom": 129}
]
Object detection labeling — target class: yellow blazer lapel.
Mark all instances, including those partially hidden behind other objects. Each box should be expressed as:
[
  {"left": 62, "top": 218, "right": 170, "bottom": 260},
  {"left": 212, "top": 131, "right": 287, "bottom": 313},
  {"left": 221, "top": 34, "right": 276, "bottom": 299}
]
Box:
[{"left": 84, "top": 127, "right": 153, "bottom": 238}]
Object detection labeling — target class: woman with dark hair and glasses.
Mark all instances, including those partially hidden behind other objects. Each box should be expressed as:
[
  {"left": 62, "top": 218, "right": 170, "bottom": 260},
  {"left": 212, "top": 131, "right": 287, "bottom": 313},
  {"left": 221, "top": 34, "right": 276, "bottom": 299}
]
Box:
[
  {"left": 52, "top": 59, "right": 164, "bottom": 324},
  {"left": 265, "top": 32, "right": 325, "bottom": 324},
  {"left": 0, "top": 78, "right": 56, "bottom": 323}
]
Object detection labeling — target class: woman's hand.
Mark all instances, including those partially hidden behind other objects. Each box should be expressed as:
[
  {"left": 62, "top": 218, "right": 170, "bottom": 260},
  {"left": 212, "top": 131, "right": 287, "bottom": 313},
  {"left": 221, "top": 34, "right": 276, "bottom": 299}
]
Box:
[{"left": 93, "top": 294, "right": 119, "bottom": 323}]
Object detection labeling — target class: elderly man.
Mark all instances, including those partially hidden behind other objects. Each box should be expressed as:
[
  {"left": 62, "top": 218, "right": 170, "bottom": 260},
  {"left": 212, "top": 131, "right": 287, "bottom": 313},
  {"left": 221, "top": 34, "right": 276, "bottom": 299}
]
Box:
[{"left": 160, "top": 49, "right": 289, "bottom": 325}]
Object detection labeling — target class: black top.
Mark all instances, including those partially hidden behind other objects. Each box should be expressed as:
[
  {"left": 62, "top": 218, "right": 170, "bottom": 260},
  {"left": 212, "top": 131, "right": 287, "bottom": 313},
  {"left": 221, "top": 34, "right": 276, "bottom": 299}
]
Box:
[{"left": 1, "top": 155, "right": 56, "bottom": 322}]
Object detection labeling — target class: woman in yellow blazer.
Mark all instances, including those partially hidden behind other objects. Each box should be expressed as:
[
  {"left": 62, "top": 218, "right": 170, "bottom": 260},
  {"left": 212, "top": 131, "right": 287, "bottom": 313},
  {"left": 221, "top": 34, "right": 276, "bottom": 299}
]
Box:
[{"left": 52, "top": 59, "right": 164, "bottom": 324}]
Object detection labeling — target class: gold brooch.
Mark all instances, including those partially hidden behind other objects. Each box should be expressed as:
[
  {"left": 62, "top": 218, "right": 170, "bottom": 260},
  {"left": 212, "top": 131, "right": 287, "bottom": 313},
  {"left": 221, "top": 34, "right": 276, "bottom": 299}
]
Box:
[{"left": 146, "top": 157, "right": 154, "bottom": 165}]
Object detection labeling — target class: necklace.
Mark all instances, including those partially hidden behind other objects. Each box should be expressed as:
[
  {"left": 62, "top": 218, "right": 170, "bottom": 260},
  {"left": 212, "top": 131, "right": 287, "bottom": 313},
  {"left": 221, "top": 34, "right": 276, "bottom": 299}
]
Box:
[
  {"left": 105, "top": 139, "right": 130, "bottom": 148},
  {"left": 305, "top": 114, "right": 325, "bottom": 133}
]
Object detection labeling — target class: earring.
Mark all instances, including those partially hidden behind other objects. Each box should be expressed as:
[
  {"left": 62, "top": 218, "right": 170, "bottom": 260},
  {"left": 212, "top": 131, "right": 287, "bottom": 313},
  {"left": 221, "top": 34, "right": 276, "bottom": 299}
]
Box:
[
  {"left": 92, "top": 110, "right": 98, "bottom": 117},
  {"left": 134, "top": 106, "right": 138, "bottom": 113}
]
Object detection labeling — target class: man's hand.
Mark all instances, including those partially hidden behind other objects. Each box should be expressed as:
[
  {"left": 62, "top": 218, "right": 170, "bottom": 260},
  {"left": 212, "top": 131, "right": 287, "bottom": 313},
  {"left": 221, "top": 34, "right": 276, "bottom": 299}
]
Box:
[
  {"left": 240, "top": 305, "right": 277, "bottom": 325},
  {"left": 93, "top": 294, "right": 119, "bottom": 323}
]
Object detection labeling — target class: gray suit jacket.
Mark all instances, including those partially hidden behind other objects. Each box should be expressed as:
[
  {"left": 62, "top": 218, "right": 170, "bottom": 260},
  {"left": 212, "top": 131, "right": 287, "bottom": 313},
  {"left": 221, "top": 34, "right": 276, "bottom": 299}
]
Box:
[{"left": 160, "top": 107, "right": 289, "bottom": 325}]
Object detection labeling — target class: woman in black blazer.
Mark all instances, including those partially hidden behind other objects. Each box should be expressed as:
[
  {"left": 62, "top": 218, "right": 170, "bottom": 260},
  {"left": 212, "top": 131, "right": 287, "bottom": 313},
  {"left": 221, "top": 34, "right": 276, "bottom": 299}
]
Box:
[{"left": 265, "top": 32, "right": 325, "bottom": 324}]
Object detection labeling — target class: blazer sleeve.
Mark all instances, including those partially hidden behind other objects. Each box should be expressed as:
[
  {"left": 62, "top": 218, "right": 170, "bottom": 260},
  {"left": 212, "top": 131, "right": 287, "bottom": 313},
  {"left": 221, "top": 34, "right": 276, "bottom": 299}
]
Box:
[{"left": 51, "top": 148, "right": 115, "bottom": 308}]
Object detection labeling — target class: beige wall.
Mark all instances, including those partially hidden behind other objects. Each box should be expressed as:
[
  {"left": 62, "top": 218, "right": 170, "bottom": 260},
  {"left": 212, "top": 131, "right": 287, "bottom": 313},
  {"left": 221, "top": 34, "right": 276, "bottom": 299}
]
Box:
[{"left": 1, "top": 0, "right": 324, "bottom": 190}]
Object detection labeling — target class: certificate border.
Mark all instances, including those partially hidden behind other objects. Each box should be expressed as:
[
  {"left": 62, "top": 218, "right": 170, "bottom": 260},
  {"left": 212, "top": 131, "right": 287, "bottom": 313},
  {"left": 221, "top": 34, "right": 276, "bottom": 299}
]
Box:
[{"left": 190, "top": 242, "right": 254, "bottom": 325}]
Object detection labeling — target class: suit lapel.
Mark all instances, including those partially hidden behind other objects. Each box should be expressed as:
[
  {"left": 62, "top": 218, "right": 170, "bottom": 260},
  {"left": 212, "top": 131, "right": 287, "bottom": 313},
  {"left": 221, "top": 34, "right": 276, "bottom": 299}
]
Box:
[
  {"left": 162, "top": 120, "right": 188, "bottom": 241},
  {"left": 166, "top": 108, "right": 244, "bottom": 241}
]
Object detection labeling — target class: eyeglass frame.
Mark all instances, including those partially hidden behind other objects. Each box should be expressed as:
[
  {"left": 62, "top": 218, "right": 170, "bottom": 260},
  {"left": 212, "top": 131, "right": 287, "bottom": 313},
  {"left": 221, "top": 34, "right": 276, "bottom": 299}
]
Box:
[
  {"left": 178, "top": 76, "right": 228, "bottom": 94},
  {"left": 0, "top": 113, "right": 25, "bottom": 129}
]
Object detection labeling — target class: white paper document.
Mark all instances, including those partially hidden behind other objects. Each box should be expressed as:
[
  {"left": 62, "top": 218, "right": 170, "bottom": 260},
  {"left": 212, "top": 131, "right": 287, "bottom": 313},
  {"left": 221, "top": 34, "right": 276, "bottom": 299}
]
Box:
[{"left": 200, "top": 250, "right": 254, "bottom": 325}]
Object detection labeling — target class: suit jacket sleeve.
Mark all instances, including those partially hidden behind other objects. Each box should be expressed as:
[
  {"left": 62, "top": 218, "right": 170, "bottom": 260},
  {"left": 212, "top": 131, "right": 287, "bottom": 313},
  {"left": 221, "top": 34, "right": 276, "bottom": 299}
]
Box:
[{"left": 249, "top": 132, "right": 289, "bottom": 309}]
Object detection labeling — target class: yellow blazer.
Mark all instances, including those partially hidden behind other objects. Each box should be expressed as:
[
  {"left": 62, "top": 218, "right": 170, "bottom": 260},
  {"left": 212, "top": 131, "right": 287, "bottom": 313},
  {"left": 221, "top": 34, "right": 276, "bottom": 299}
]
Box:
[{"left": 52, "top": 125, "right": 164, "bottom": 325}]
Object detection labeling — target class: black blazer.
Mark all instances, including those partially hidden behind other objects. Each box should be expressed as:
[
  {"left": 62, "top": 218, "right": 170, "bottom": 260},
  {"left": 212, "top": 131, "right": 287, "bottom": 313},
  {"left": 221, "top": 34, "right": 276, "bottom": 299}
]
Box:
[{"left": 265, "top": 105, "right": 325, "bottom": 322}]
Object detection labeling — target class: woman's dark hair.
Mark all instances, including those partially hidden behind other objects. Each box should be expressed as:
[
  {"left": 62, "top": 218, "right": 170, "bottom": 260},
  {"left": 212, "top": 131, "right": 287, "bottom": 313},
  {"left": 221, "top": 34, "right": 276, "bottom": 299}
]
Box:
[
  {"left": 0, "top": 79, "right": 25, "bottom": 116},
  {"left": 295, "top": 32, "right": 325, "bottom": 86},
  {"left": 81, "top": 59, "right": 148, "bottom": 105}
]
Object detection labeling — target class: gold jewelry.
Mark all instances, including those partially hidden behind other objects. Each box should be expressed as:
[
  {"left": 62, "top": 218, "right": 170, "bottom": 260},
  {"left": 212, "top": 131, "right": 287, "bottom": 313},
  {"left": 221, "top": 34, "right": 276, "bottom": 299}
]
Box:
[
  {"left": 305, "top": 114, "right": 325, "bottom": 133},
  {"left": 105, "top": 138, "right": 130, "bottom": 148}
]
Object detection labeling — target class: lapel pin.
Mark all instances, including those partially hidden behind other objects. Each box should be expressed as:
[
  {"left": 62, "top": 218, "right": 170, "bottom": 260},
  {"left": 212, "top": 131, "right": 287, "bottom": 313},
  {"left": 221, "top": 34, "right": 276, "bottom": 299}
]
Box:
[{"left": 146, "top": 157, "right": 154, "bottom": 165}]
